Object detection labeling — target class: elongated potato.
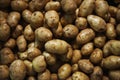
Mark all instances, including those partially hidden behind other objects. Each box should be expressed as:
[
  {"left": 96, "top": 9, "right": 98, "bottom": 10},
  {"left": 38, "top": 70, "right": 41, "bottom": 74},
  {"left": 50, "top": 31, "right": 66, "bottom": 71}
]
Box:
[{"left": 87, "top": 15, "right": 106, "bottom": 32}]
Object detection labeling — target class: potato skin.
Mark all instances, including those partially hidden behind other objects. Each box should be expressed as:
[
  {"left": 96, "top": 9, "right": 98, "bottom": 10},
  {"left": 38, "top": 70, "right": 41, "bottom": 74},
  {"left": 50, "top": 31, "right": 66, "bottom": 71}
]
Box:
[
  {"left": 4, "top": 38, "right": 16, "bottom": 49},
  {"left": 109, "top": 70, "right": 120, "bottom": 80},
  {"left": 58, "top": 64, "right": 72, "bottom": 80},
  {"left": 27, "top": 76, "right": 36, "bottom": 80},
  {"left": 50, "top": 73, "right": 58, "bottom": 80},
  {"left": 9, "top": 60, "right": 26, "bottom": 80},
  {"left": 76, "top": 28, "right": 95, "bottom": 45},
  {"left": 72, "top": 71, "right": 89, "bottom": 80},
  {"left": 87, "top": 15, "right": 106, "bottom": 32}
]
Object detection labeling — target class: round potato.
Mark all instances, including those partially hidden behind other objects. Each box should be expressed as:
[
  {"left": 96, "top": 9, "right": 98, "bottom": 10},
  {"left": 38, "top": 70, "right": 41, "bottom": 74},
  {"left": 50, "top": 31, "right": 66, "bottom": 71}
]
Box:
[
  {"left": 109, "top": 6, "right": 118, "bottom": 17},
  {"left": 4, "top": 38, "right": 16, "bottom": 49},
  {"left": 72, "top": 64, "right": 79, "bottom": 73}
]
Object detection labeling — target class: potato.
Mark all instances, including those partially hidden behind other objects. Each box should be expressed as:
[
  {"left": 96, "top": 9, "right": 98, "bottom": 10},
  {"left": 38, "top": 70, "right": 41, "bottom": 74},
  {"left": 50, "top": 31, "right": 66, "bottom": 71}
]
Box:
[
  {"left": 35, "top": 27, "right": 53, "bottom": 42},
  {"left": 0, "top": 11, "right": 8, "bottom": 24},
  {"left": 102, "top": 76, "right": 110, "bottom": 80},
  {"left": 18, "top": 51, "right": 28, "bottom": 60},
  {"left": 27, "top": 47, "right": 41, "bottom": 61},
  {"left": 0, "top": 0, "right": 10, "bottom": 8},
  {"left": 71, "top": 49, "right": 82, "bottom": 64},
  {"left": 0, "top": 48, "right": 15, "bottom": 65},
  {"left": 32, "top": 55, "right": 46, "bottom": 72},
  {"left": 24, "top": 24, "right": 35, "bottom": 41},
  {"left": 45, "top": 10, "right": 59, "bottom": 27},
  {"left": 61, "top": 0, "right": 77, "bottom": 14},
  {"left": 0, "top": 23, "right": 10, "bottom": 41},
  {"left": 94, "top": 35, "right": 106, "bottom": 48},
  {"left": 78, "top": 0, "right": 95, "bottom": 17},
  {"left": 30, "top": 11, "right": 44, "bottom": 29},
  {"left": 95, "top": 0, "right": 109, "bottom": 18},
  {"left": 78, "top": 59, "right": 94, "bottom": 74},
  {"left": 101, "top": 56, "right": 120, "bottom": 69},
  {"left": 109, "top": 6, "right": 118, "bottom": 17},
  {"left": 74, "top": 0, "right": 82, "bottom": 7},
  {"left": 90, "top": 66, "right": 103, "bottom": 80},
  {"left": 63, "top": 24, "right": 79, "bottom": 38},
  {"left": 75, "top": 17, "right": 87, "bottom": 30},
  {"left": 90, "top": 48, "right": 103, "bottom": 64},
  {"left": 116, "top": 9, "right": 120, "bottom": 23},
  {"left": 58, "top": 64, "right": 72, "bottom": 80},
  {"left": 109, "top": 17, "right": 116, "bottom": 25},
  {"left": 0, "top": 65, "right": 9, "bottom": 80},
  {"left": 81, "top": 42, "right": 94, "bottom": 56},
  {"left": 7, "top": 12, "right": 21, "bottom": 28},
  {"left": 103, "top": 40, "right": 120, "bottom": 56},
  {"left": 109, "top": 70, "right": 120, "bottom": 80},
  {"left": 50, "top": 73, "right": 58, "bottom": 80},
  {"left": 72, "top": 71, "right": 89, "bottom": 80},
  {"left": 12, "top": 24, "right": 23, "bottom": 38},
  {"left": 43, "top": 51, "right": 56, "bottom": 65},
  {"left": 87, "top": 15, "right": 106, "bottom": 32},
  {"left": 106, "top": 23, "right": 116, "bottom": 39},
  {"left": 11, "top": 0, "right": 28, "bottom": 12},
  {"left": 38, "top": 69, "right": 51, "bottom": 80},
  {"left": 17, "top": 35, "right": 27, "bottom": 52},
  {"left": 9, "top": 60, "right": 26, "bottom": 80},
  {"left": 24, "top": 60, "right": 36, "bottom": 76},
  {"left": 22, "top": 9, "right": 32, "bottom": 23},
  {"left": 27, "top": 76, "right": 36, "bottom": 80},
  {"left": 76, "top": 28, "right": 95, "bottom": 45},
  {"left": 66, "top": 77, "right": 72, "bottom": 80},
  {"left": 116, "top": 24, "right": 120, "bottom": 36},
  {"left": 72, "top": 64, "right": 79, "bottom": 73},
  {"left": 29, "top": 0, "right": 50, "bottom": 11},
  {"left": 45, "top": 1, "right": 60, "bottom": 11},
  {"left": 45, "top": 39, "right": 70, "bottom": 54}
]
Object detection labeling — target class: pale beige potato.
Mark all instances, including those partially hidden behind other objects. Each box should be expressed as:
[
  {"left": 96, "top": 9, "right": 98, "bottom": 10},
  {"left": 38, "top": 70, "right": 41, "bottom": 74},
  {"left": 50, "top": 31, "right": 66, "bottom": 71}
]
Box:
[
  {"left": 0, "top": 0, "right": 10, "bottom": 8},
  {"left": 45, "top": 39, "right": 70, "bottom": 54},
  {"left": 32, "top": 55, "right": 46, "bottom": 73},
  {"left": 87, "top": 15, "right": 106, "bottom": 32},
  {"left": 109, "top": 17, "right": 116, "bottom": 25},
  {"left": 90, "top": 48, "right": 103, "bottom": 64},
  {"left": 72, "top": 64, "right": 79, "bottom": 73},
  {"left": 109, "top": 6, "right": 118, "bottom": 17},
  {"left": 78, "top": 0, "right": 95, "bottom": 17},
  {"left": 109, "top": 70, "right": 120, "bottom": 80},
  {"left": 76, "top": 28, "right": 95, "bottom": 45},
  {"left": 58, "top": 64, "right": 72, "bottom": 80},
  {"left": 9, "top": 60, "right": 26, "bottom": 80},
  {"left": 72, "top": 71, "right": 89, "bottom": 80},
  {"left": 78, "top": 59, "right": 94, "bottom": 74},
  {"left": 81, "top": 42, "right": 94, "bottom": 56},
  {"left": 17, "top": 35, "right": 27, "bottom": 52},
  {"left": 18, "top": 51, "right": 28, "bottom": 60},
  {"left": 4, "top": 38, "right": 16, "bottom": 49},
  {"left": 0, "top": 48, "right": 15, "bottom": 65}
]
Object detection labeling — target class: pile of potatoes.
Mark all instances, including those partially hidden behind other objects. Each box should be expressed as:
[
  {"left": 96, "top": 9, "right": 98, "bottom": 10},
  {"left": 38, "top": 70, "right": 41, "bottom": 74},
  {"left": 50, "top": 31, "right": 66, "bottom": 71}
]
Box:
[{"left": 0, "top": 0, "right": 120, "bottom": 80}]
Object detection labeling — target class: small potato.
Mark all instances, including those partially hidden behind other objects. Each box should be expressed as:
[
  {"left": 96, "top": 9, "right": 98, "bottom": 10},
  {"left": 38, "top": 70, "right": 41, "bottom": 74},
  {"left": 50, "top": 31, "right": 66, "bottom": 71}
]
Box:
[
  {"left": 76, "top": 28, "right": 95, "bottom": 45},
  {"left": 50, "top": 73, "right": 58, "bottom": 80},
  {"left": 45, "top": 39, "right": 70, "bottom": 54},
  {"left": 27, "top": 76, "right": 36, "bottom": 80},
  {"left": 10, "top": 60, "right": 26, "bottom": 80},
  {"left": 71, "top": 49, "right": 82, "bottom": 64},
  {"left": 38, "top": 69, "right": 51, "bottom": 80},
  {"left": 24, "top": 60, "right": 36, "bottom": 76},
  {"left": 0, "top": 65, "right": 9, "bottom": 80},
  {"left": 78, "top": 0, "right": 95, "bottom": 17},
  {"left": 17, "top": 35, "right": 27, "bottom": 52},
  {"left": 24, "top": 24, "right": 35, "bottom": 41},
  {"left": 75, "top": 17, "right": 87, "bottom": 30},
  {"left": 101, "top": 56, "right": 120, "bottom": 69},
  {"left": 102, "top": 76, "right": 110, "bottom": 80},
  {"left": 32, "top": 55, "right": 46, "bottom": 73},
  {"left": 72, "top": 64, "right": 79, "bottom": 73},
  {"left": 35, "top": 27, "right": 53, "bottom": 42},
  {"left": 109, "top": 6, "right": 118, "bottom": 17},
  {"left": 72, "top": 71, "right": 89, "bottom": 80},
  {"left": 94, "top": 35, "right": 106, "bottom": 48},
  {"left": 106, "top": 23, "right": 116, "bottom": 39},
  {"left": 0, "top": 23, "right": 10, "bottom": 41},
  {"left": 87, "top": 15, "right": 106, "bottom": 32},
  {"left": 4, "top": 38, "right": 16, "bottom": 49},
  {"left": 27, "top": 47, "right": 41, "bottom": 61},
  {"left": 45, "top": 1, "right": 60, "bottom": 11},
  {"left": 116, "top": 9, "right": 120, "bottom": 23},
  {"left": 0, "top": 0, "right": 10, "bottom": 8},
  {"left": 22, "top": 9, "right": 32, "bottom": 23},
  {"left": 18, "top": 51, "right": 28, "bottom": 60},
  {"left": 45, "top": 10, "right": 59, "bottom": 27},
  {"left": 7, "top": 12, "right": 21, "bottom": 28},
  {"left": 12, "top": 25, "right": 23, "bottom": 38},
  {"left": 78, "top": 59, "right": 94, "bottom": 74},
  {"left": 61, "top": 0, "right": 77, "bottom": 14},
  {"left": 30, "top": 11, "right": 44, "bottom": 29},
  {"left": 81, "top": 42, "right": 94, "bottom": 56},
  {"left": 90, "top": 66, "right": 103, "bottom": 80},
  {"left": 63, "top": 24, "right": 79, "bottom": 38},
  {"left": 11, "top": 0, "right": 28, "bottom": 12},
  {"left": 58, "top": 64, "right": 72, "bottom": 80},
  {"left": 109, "top": 17, "right": 116, "bottom": 25},
  {"left": 0, "top": 48, "right": 15, "bottom": 65},
  {"left": 109, "top": 70, "right": 120, "bottom": 80},
  {"left": 90, "top": 48, "right": 103, "bottom": 64},
  {"left": 116, "top": 24, "right": 120, "bottom": 36},
  {"left": 43, "top": 51, "right": 56, "bottom": 65}
]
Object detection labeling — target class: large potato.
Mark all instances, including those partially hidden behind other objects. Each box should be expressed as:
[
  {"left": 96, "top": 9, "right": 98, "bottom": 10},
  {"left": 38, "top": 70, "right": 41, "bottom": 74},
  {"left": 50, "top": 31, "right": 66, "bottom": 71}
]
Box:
[
  {"left": 45, "top": 39, "right": 70, "bottom": 54},
  {"left": 9, "top": 60, "right": 26, "bottom": 80}
]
